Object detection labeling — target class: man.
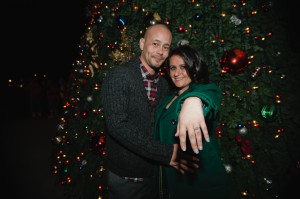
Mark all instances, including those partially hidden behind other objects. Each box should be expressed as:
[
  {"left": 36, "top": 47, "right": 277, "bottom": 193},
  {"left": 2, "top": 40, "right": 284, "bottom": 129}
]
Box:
[{"left": 101, "top": 24, "right": 209, "bottom": 199}]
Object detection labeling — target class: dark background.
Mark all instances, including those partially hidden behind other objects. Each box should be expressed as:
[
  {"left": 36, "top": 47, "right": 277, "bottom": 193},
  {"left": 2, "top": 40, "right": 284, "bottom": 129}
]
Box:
[
  {"left": 1, "top": 1, "right": 87, "bottom": 119},
  {"left": 279, "top": 1, "right": 300, "bottom": 53},
  {"left": 1, "top": 0, "right": 299, "bottom": 79},
  {"left": 2, "top": 0, "right": 87, "bottom": 79}
]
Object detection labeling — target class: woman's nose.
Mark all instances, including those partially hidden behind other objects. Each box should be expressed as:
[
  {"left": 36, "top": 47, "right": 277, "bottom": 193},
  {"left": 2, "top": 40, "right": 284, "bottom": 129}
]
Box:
[{"left": 174, "top": 69, "right": 181, "bottom": 76}]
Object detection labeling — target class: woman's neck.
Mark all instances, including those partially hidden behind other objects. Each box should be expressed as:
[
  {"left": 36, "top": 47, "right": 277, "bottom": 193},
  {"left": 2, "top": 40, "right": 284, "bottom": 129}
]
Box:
[{"left": 177, "top": 86, "right": 189, "bottom": 96}]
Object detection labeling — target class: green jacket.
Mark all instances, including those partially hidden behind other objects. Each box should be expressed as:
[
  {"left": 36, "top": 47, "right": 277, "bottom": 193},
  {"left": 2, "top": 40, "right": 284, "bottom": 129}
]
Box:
[
  {"left": 154, "top": 83, "right": 221, "bottom": 143},
  {"left": 154, "top": 83, "right": 236, "bottom": 199}
]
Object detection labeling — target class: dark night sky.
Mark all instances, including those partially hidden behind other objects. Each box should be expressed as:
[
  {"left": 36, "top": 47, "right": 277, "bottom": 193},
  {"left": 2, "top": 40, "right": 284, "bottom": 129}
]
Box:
[
  {"left": 1, "top": 0, "right": 298, "bottom": 80},
  {"left": 2, "top": 1, "right": 87, "bottom": 79},
  {"left": 278, "top": 1, "right": 300, "bottom": 52}
]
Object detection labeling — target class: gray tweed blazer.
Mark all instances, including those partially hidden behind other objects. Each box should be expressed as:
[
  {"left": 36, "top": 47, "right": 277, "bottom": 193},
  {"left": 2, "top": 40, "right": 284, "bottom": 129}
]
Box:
[{"left": 101, "top": 57, "right": 173, "bottom": 178}]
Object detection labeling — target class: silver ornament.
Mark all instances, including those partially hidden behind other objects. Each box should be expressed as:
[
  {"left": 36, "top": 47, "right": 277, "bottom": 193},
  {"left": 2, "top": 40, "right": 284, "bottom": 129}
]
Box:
[
  {"left": 224, "top": 164, "right": 232, "bottom": 173},
  {"left": 86, "top": 96, "right": 93, "bottom": 102},
  {"left": 238, "top": 126, "right": 248, "bottom": 135}
]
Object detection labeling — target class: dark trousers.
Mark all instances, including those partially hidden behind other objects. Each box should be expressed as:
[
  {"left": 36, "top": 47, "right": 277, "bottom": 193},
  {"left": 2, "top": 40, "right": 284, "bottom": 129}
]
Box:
[
  {"left": 159, "top": 166, "right": 171, "bottom": 199},
  {"left": 107, "top": 170, "right": 159, "bottom": 199}
]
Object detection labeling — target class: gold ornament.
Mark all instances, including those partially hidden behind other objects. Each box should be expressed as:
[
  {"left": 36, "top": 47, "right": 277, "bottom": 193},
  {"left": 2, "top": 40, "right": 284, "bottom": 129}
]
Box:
[
  {"left": 90, "top": 43, "right": 97, "bottom": 52},
  {"left": 109, "top": 30, "right": 135, "bottom": 64},
  {"left": 86, "top": 29, "right": 94, "bottom": 44},
  {"left": 54, "top": 136, "right": 62, "bottom": 144},
  {"left": 153, "top": 12, "right": 161, "bottom": 22},
  {"left": 109, "top": 49, "right": 122, "bottom": 61},
  {"left": 91, "top": 61, "right": 99, "bottom": 69},
  {"left": 88, "top": 64, "right": 95, "bottom": 77}
]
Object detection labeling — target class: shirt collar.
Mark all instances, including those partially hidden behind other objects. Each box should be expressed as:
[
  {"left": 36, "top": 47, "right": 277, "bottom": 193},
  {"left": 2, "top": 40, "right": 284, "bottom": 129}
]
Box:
[{"left": 139, "top": 59, "right": 159, "bottom": 80}]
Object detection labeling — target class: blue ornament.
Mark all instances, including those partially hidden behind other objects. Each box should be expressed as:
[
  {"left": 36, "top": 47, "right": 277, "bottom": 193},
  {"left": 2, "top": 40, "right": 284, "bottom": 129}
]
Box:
[
  {"left": 194, "top": 13, "right": 203, "bottom": 21},
  {"left": 116, "top": 16, "right": 127, "bottom": 29},
  {"left": 236, "top": 123, "right": 243, "bottom": 129}
]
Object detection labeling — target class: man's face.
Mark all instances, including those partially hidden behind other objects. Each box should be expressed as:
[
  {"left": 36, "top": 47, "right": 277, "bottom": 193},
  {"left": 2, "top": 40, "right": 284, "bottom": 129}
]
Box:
[{"left": 139, "top": 25, "right": 172, "bottom": 74}]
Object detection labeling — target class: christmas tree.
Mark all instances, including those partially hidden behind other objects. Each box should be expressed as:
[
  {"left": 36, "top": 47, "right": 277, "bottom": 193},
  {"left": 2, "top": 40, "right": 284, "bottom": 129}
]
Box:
[{"left": 52, "top": 0, "right": 300, "bottom": 198}]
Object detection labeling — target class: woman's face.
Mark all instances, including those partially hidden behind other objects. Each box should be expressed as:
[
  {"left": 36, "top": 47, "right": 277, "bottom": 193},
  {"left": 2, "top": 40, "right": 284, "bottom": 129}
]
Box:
[{"left": 169, "top": 55, "right": 192, "bottom": 95}]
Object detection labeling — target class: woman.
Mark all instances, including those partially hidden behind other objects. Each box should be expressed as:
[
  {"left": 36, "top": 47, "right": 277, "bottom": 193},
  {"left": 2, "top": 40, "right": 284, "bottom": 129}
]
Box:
[{"left": 154, "top": 44, "right": 236, "bottom": 199}]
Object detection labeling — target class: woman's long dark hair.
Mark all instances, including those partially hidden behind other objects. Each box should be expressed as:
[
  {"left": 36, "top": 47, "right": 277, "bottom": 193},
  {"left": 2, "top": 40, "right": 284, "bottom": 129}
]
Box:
[{"left": 167, "top": 44, "right": 210, "bottom": 84}]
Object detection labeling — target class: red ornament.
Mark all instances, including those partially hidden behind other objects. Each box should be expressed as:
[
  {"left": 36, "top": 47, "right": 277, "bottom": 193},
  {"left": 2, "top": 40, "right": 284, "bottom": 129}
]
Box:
[
  {"left": 215, "top": 126, "right": 222, "bottom": 137},
  {"left": 177, "top": 25, "right": 185, "bottom": 33},
  {"left": 80, "top": 78, "right": 87, "bottom": 86},
  {"left": 241, "top": 141, "right": 253, "bottom": 155},
  {"left": 81, "top": 111, "right": 88, "bottom": 118},
  {"left": 241, "top": 146, "right": 252, "bottom": 155},
  {"left": 90, "top": 134, "right": 106, "bottom": 154},
  {"left": 220, "top": 48, "right": 248, "bottom": 75},
  {"left": 235, "top": 135, "right": 243, "bottom": 144},
  {"left": 236, "top": 135, "right": 253, "bottom": 155}
]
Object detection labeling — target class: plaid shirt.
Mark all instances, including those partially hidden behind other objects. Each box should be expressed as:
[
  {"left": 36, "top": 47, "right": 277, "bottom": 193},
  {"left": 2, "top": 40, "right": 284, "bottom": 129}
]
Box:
[{"left": 140, "top": 62, "right": 159, "bottom": 106}]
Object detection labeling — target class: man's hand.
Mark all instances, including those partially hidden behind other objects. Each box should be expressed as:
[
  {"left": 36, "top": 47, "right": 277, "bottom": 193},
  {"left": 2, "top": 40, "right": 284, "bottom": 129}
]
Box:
[
  {"left": 169, "top": 144, "right": 199, "bottom": 174},
  {"left": 175, "top": 97, "right": 209, "bottom": 154}
]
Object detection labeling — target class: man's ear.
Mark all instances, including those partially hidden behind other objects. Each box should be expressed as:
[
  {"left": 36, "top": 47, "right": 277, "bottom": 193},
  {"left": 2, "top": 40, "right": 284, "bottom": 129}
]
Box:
[{"left": 139, "top": 38, "right": 145, "bottom": 50}]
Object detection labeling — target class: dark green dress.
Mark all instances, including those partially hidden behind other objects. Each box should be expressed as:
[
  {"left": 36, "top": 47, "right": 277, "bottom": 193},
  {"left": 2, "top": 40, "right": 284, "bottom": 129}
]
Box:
[{"left": 154, "top": 83, "right": 236, "bottom": 199}]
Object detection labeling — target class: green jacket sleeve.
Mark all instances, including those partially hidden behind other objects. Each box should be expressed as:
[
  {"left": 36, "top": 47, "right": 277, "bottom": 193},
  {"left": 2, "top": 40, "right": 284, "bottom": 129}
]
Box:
[{"left": 175, "top": 83, "right": 222, "bottom": 120}]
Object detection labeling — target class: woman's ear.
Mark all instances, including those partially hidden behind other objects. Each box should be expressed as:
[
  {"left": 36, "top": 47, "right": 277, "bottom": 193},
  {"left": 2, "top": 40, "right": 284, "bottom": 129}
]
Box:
[{"left": 139, "top": 38, "right": 145, "bottom": 50}]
